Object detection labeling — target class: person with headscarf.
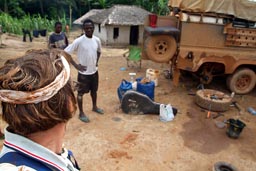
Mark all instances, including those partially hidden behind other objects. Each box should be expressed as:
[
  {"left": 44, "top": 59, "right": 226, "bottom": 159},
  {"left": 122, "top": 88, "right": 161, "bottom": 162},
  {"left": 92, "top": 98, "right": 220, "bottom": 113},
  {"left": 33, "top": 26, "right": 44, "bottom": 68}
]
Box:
[{"left": 0, "top": 49, "right": 80, "bottom": 171}]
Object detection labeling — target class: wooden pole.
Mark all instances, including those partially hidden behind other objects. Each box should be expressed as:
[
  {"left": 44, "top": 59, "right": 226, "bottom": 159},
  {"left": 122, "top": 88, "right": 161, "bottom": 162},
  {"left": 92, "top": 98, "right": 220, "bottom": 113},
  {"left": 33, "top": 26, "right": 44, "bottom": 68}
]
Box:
[{"left": 69, "top": 5, "right": 72, "bottom": 29}]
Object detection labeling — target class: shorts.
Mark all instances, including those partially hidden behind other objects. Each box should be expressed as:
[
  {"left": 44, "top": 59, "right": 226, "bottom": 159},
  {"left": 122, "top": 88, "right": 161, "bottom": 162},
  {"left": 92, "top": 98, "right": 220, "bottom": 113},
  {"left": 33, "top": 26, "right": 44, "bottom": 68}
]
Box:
[{"left": 77, "top": 71, "right": 98, "bottom": 95}]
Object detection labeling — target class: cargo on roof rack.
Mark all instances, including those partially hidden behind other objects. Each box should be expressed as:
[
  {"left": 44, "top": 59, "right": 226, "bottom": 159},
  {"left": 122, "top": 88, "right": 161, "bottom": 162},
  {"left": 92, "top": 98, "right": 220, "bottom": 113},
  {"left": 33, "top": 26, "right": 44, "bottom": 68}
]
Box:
[{"left": 168, "top": 0, "right": 256, "bottom": 22}]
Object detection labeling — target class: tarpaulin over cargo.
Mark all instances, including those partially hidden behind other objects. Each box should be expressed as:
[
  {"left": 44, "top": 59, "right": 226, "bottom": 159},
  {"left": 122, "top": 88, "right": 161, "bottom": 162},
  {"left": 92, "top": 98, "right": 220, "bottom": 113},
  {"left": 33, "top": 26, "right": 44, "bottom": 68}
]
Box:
[{"left": 168, "top": 0, "right": 256, "bottom": 21}]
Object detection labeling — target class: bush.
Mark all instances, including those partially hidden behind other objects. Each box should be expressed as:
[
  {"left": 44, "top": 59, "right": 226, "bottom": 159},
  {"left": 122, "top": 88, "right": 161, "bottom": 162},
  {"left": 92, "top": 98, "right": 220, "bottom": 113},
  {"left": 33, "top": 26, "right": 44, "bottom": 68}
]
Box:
[{"left": 0, "top": 13, "right": 69, "bottom": 35}]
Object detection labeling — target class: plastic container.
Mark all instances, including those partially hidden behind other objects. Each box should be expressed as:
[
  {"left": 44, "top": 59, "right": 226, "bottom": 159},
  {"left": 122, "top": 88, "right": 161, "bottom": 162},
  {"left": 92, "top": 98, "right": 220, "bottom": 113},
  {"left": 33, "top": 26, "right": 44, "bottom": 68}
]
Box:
[
  {"left": 146, "top": 68, "right": 160, "bottom": 86},
  {"left": 136, "top": 77, "right": 155, "bottom": 100},
  {"left": 225, "top": 119, "right": 246, "bottom": 139},
  {"left": 202, "top": 16, "right": 217, "bottom": 24},
  {"left": 149, "top": 14, "right": 157, "bottom": 28},
  {"left": 39, "top": 29, "right": 47, "bottom": 37},
  {"left": 189, "top": 15, "right": 201, "bottom": 22},
  {"left": 247, "top": 107, "right": 256, "bottom": 115},
  {"left": 129, "top": 72, "right": 136, "bottom": 83},
  {"left": 33, "top": 30, "right": 39, "bottom": 38},
  {"left": 180, "top": 12, "right": 188, "bottom": 21},
  {"left": 117, "top": 80, "right": 132, "bottom": 102}
]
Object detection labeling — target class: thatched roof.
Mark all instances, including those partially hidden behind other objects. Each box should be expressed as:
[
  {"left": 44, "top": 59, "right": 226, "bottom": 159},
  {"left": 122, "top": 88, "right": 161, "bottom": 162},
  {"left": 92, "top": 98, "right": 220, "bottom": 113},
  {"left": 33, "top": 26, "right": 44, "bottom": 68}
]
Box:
[
  {"left": 73, "top": 5, "right": 151, "bottom": 26},
  {"left": 73, "top": 9, "right": 104, "bottom": 25}
]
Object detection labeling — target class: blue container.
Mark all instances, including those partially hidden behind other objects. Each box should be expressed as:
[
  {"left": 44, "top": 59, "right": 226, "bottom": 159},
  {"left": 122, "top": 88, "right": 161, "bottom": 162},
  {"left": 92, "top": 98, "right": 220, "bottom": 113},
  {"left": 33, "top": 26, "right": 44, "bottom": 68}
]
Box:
[
  {"left": 136, "top": 77, "right": 155, "bottom": 100},
  {"left": 117, "top": 79, "right": 133, "bottom": 102}
]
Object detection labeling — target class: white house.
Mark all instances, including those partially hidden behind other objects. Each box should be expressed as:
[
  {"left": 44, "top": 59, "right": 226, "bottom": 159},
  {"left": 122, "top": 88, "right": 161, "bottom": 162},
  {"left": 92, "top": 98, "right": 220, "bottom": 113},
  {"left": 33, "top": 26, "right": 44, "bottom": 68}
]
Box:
[{"left": 73, "top": 5, "right": 151, "bottom": 46}]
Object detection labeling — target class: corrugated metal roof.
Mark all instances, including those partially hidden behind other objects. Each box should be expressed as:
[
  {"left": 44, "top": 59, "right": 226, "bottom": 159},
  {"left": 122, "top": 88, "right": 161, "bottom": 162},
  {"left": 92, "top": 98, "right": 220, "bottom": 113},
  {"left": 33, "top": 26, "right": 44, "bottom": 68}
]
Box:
[{"left": 73, "top": 5, "right": 151, "bottom": 26}]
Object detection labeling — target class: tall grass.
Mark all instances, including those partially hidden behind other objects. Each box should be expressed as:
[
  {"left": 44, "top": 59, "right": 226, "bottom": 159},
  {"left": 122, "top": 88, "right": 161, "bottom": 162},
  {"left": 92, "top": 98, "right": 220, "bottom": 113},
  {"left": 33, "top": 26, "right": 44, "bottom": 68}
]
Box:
[
  {"left": 0, "top": 13, "right": 69, "bottom": 35},
  {"left": 0, "top": 13, "right": 20, "bottom": 34}
]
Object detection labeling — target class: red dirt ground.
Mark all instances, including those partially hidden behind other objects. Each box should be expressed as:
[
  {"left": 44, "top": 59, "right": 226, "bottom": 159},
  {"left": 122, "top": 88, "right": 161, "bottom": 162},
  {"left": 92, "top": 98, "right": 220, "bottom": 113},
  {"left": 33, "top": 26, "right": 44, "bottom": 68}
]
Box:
[{"left": 0, "top": 31, "right": 256, "bottom": 171}]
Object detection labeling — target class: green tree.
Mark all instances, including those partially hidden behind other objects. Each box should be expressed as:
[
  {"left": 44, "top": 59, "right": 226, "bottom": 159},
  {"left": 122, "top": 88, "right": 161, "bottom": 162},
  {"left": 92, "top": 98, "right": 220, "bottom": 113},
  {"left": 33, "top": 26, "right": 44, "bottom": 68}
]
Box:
[
  {"left": 0, "top": 0, "right": 25, "bottom": 17},
  {"left": 156, "top": 0, "right": 170, "bottom": 15},
  {"left": 0, "top": 0, "right": 170, "bottom": 23},
  {"left": 92, "top": 0, "right": 112, "bottom": 9}
]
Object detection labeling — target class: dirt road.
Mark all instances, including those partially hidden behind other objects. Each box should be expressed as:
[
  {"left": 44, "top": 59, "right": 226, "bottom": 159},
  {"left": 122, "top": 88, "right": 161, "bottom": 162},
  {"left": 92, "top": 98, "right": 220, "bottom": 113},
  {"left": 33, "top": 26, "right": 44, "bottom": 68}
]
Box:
[{"left": 0, "top": 32, "right": 256, "bottom": 171}]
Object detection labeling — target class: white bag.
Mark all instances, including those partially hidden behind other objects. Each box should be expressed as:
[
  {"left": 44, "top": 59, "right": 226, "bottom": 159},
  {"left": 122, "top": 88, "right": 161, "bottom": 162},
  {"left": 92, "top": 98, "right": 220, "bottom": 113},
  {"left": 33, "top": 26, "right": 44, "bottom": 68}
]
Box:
[{"left": 159, "top": 104, "right": 174, "bottom": 122}]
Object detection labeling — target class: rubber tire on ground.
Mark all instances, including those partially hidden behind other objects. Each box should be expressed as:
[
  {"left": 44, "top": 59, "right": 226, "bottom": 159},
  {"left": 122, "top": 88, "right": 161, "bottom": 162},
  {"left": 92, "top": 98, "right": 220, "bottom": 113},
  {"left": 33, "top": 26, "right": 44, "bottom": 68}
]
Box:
[
  {"left": 226, "top": 68, "right": 256, "bottom": 95},
  {"left": 213, "top": 161, "right": 238, "bottom": 171},
  {"left": 144, "top": 35, "right": 177, "bottom": 63},
  {"left": 195, "top": 89, "right": 232, "bottom": 112}
]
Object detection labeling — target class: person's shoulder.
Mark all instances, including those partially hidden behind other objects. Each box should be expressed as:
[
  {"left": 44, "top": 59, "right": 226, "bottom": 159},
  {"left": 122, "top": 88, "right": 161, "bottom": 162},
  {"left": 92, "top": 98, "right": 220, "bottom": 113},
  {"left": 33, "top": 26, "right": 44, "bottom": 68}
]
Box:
[
  {"left": 93, "top": 35, "right": 100, "bottom": 40},
  {"left": 74, "top": 35, "right": 85, "bottom": 43},
  {"left": 49, "top": 32, "right": 60, "bottom": 39},
  {"left": 49, "top": 32, "right": 55, "bottom": 38},
  {"left": 93, "top": 35, "right": 101, "bottom": 43},
  {"left": 75, "top": 34, "right": 85, "bottom": 40},
  {"left": 60, "top": 32, "right": 67, "bottom": 37}
]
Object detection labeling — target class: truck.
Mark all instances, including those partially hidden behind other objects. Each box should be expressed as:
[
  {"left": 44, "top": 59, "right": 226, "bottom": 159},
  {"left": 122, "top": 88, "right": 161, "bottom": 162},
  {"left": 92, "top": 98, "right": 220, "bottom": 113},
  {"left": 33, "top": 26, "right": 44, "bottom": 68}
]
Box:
[{"left": 142, "top": 0, "right": 256, "bottom": 94}]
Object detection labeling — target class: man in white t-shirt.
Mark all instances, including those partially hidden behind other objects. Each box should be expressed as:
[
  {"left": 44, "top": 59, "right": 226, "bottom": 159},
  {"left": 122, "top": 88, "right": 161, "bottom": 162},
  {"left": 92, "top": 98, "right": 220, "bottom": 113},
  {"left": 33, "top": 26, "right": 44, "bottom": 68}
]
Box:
[{"left": 65, "top": 19, "right": 104, "bottom": 123}]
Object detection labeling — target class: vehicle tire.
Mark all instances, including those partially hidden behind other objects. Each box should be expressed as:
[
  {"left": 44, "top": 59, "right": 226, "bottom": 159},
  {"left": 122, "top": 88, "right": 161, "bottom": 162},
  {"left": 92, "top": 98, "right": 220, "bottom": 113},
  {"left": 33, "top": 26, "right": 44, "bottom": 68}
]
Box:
[
  {"left": 226, "top": 68, "right": 256, "bottom": 94},
  {"left": 226, "top": 75, "right": 232, "bottom": 90},
  {"left": 144, "top": 35, "right": 177, "bottom": 63},
  {"left": 195, "top": 89, "right": 232, "bottom": 112},
  {"left": 213, "top": 161, "right": 238, "bottom": 171}
]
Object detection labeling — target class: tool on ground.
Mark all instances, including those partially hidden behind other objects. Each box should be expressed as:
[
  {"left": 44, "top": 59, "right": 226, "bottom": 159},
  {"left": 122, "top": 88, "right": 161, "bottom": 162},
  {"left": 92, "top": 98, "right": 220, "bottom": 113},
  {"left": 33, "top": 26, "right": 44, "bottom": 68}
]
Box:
[
  {"left": 207, "top": 104, "right": 211, "bottom": 119},
  {"left": 187, "top": 91, "right": 196, "bottom": 96},
  {"left": 212, "top": 113, "right": 224, "bottom": 119},
  {"left": 230, "top": 92, "right": 245, "bottom": 115},
  {"left": 247, "top": 107, "right": 256, "bottom": 115},
  {"left": 232, "top": 101, "right": 244, "bottom": 115},
  {"left": 197, "top": 84, "right": 204, "bottom": 90}
]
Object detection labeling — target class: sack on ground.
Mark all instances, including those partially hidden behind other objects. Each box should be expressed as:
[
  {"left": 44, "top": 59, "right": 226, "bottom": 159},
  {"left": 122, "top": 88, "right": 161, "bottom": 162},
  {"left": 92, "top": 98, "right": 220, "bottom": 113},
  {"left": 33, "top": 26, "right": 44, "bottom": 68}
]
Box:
[{"left": 159, "top": 104, "right": 174, "bottom": 122}]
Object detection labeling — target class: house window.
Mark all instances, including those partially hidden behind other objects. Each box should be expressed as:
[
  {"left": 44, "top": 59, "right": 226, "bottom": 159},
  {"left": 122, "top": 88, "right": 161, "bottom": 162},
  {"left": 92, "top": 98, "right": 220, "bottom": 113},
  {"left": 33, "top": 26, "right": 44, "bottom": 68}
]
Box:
[
  {"left": 113, "top": 27, "right": 119, "bottom": 39},
  {"left": 98, "top": 24, "right": 101, "bottom": 33}
]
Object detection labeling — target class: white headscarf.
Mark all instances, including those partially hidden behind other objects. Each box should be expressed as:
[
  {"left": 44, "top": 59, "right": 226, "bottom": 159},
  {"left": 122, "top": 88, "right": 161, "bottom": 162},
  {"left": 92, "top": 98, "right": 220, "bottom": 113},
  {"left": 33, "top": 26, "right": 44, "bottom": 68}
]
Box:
[{"left": 0, "top": 56, "right": 70, "bottom": 105}]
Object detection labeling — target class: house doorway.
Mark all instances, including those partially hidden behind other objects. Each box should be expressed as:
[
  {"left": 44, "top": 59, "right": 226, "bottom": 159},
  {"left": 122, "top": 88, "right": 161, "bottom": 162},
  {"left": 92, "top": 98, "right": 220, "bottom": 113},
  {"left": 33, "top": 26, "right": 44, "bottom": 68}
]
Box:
[{"left": 129, "top": 25, "right": 139, "bottom": 45}]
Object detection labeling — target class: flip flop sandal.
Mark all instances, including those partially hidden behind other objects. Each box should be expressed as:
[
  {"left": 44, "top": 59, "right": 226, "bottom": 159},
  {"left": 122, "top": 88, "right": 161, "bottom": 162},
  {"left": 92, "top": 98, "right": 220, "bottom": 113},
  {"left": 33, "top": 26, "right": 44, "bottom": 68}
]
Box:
[
  {"left": 93, "top": 108, "right": 104, "bottom": 114},
  {"left": 79, "top": 116, "right": 90, "bottom": 123}
]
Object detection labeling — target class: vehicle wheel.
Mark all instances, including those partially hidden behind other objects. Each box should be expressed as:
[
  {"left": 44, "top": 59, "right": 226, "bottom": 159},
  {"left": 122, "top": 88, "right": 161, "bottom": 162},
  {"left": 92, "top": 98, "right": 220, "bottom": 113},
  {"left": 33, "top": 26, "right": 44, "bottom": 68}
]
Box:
[
  {"left": 144, "top": 35, "right": 177, "bottom": 63},
  {"left": 213, "top": 161, "right": 238, "bottom": 171},
  {"left": 195, "top": 89, "right": 232, "bottom": 112},
  {"left": 226, "top": 75, "right": 232, "bottom": 90},
  {"left": 227, "top": 68, "right": 256, "bottom": 94}
]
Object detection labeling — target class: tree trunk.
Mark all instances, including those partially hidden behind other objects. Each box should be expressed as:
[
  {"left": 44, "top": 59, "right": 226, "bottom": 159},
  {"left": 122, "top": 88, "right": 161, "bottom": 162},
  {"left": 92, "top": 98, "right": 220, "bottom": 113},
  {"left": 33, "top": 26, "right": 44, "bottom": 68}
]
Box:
[
  {"left": 39, "top": 0, "right": 44, "bottom": 14},
  {"left": 69, "top": 5, "right": 72, "bottom": 29},
  {"left": 4, "top": 0, "right": 8, "bottom": 13}
]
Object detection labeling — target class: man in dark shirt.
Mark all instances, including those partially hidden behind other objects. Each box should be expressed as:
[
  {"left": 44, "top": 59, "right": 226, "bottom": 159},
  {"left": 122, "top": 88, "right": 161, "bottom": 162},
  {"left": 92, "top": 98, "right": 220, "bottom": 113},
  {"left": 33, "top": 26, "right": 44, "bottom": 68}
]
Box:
[{"left": 48, "top": 22, "right": 68, "bottom": 49}]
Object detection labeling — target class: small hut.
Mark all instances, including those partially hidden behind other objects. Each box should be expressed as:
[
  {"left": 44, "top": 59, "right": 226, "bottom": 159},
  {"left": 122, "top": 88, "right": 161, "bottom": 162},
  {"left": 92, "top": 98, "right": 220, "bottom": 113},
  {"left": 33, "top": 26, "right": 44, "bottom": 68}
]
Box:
[{"left": 73, "top": 5, "right": 150, "bottom": 46}]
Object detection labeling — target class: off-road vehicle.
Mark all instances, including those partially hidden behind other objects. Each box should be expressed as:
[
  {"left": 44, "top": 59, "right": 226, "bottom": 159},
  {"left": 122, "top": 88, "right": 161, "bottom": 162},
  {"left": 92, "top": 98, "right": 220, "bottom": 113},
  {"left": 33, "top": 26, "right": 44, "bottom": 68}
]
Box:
[{"left": 142, "top": 0, "right": 256, "bottom": 94}]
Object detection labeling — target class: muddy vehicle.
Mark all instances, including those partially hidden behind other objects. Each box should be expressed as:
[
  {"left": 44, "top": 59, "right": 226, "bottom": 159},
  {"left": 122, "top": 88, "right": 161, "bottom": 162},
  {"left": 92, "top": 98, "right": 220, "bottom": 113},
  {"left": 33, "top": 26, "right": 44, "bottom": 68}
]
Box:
[{"left": 142, "top": 0, "right": 256, "bottom": 94}]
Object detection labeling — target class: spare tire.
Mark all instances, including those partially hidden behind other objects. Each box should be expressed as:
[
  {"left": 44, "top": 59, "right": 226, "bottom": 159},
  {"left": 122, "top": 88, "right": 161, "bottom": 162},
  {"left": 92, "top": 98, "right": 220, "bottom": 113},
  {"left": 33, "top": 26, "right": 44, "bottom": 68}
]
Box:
[
  {"left": 195, "top": 89, "right": 232, "bottom": 112},
  {"left": 144, "top": 35, "right": 177, "bottom": 63}
]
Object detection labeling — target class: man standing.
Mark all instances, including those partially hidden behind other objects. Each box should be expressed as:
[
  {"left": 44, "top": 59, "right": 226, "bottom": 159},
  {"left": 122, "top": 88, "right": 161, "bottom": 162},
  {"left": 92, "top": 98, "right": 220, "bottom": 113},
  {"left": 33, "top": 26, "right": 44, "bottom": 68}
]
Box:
[
  {"left": 49, "top": 22, "right": 68, "bottom": 49},
  {"left": 65, "top": 24, "right": 70, "bottom": 37},
  {"left": 65, "top": 19, "right": 104, "bottom": 123}
]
